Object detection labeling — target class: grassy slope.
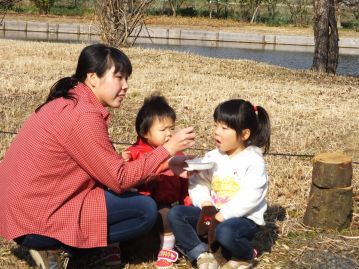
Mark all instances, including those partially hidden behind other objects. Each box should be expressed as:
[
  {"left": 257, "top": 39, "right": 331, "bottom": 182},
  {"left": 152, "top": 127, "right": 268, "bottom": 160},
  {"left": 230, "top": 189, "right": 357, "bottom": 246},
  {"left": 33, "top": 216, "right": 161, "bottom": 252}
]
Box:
[{"left": 0, "top": 36, "right": 358, "bottom": 269}]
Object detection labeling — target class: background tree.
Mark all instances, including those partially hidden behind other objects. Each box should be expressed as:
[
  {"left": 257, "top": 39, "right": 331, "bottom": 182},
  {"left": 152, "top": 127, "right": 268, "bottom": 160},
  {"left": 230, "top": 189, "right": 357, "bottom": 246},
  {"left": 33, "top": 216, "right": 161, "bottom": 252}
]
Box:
[
  {"left": 284, "top": 0, "right": 310, "bottom": 25},
  {"left": 207, "top": 0, "right": 229, "bottom": 18},
  {"left": 95, "top": 0, "right": 154, "bottom": 47},
  {"left": 341, "top": 0, "right": 359, "bottom": 29},
  {"left": 264, "top": 0, "right": 281, "bottom": 22},
  {"left": 312, "top": 0, "right": 339, "bottom": 73},
  {"left": 250, "top": 0, "right": 262, "bottom": 23},
  {"left": 168, "top": 0, "right": 177, "bottom": 16},
  {"left": 31, "top": 0, "right": 56, "bottom": 14},
  {"left": 238, "top": 0, "right": 263, "bottom": 23},
  {"left": 167, "top": 0, "right": 186, "bottom": 16},
  {"left": 0, "top": 0, "right": 21, "bottom": 24}
]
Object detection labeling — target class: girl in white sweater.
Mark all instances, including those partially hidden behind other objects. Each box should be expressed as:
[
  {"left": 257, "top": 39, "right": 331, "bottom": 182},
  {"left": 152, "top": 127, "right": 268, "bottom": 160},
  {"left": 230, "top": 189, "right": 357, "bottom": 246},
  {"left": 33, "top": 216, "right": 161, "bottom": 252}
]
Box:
[{"left": 168, "top": 99, "right": 271, "bottom": 269}]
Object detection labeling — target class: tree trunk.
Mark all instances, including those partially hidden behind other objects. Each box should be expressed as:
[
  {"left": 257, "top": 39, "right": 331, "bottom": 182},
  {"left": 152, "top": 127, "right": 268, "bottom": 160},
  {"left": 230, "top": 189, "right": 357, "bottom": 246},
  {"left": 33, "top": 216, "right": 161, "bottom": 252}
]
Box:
[
  {"left": 311, "top": 152, "right": 352, "bottom": 188},
  {"left": 250, "top": 5, "right": 260, "bottom": 24},
  {"left": 312, "top": 0, "right": 339, "bottom": 74},
  {"left": 169, "top": 0, "right": 177, "bottom": 16},
  {"left": 303, "top": 152, "right": 353, "bottom": 229},
  {"left": 336, "top": 7, "right": 342, "bottom": 29},
  {"left": 95, "top": 0, "right": 154, "bottom": 47},
  {"left": 303, "top": 184, "right": 352, "bottom": 229}
]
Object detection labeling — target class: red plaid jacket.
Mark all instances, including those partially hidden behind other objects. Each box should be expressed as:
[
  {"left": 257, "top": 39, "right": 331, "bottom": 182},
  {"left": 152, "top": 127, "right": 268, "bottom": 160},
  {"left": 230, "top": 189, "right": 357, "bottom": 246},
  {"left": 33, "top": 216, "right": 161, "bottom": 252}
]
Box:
[{"left": 0, "top": 83, "right": 170, "bottom": 248}]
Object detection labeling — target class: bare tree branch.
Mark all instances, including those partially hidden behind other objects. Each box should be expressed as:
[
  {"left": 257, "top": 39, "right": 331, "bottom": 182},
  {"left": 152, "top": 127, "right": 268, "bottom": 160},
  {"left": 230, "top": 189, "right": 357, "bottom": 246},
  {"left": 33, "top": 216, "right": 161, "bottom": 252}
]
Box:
[
  {"left": 95, "top": 0, "right": 154, "bottom": 47},
  {"left": 0, "top": 0, "right": 21, "bottom": 26}
]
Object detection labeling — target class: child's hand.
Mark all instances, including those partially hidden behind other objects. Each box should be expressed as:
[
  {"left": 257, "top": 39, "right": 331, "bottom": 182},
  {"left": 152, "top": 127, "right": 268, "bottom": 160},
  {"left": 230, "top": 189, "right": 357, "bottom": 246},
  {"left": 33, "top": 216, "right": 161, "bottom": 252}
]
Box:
[
  {"left": 196, "top": 205, "right": 218, "bottom": 236},
  {"left": 121, "top": 150, "right": 131, "bottom": 161}
]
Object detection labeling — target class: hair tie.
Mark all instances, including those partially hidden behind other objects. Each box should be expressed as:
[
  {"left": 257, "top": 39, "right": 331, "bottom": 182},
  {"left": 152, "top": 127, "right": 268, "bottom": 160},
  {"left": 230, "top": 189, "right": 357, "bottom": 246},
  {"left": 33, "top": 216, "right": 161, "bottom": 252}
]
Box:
[{"left": 253, "top": 105, "right": 258, "bottom": 112}]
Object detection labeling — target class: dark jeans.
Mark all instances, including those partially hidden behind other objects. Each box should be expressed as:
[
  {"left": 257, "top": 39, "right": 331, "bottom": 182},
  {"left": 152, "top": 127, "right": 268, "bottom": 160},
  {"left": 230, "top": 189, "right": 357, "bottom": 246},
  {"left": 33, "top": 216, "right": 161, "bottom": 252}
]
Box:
[
  {"left": 15, "top": 190, "right": 158, "bottom": 252},
  {"left": 168, "top": 205, "right": 258, "bottom": 262}
]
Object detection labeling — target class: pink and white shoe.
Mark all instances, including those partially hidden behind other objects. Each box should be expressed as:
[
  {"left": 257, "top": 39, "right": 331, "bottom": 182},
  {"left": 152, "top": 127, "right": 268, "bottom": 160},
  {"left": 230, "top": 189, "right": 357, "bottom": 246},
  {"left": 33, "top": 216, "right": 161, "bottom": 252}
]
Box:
[
  {"left": 155, "top": 249, "right": 178, "bottom": 269},
  {"left": 252, "top": 248, "right": 258, "bottom": 259}
]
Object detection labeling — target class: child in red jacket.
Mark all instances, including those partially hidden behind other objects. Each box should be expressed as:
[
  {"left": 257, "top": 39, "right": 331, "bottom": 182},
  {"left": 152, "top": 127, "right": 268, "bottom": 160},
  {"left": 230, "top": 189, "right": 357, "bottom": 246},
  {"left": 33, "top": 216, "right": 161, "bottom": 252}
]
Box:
[{"left": 123, "top": 95, "right": 190, "bottom": 269}]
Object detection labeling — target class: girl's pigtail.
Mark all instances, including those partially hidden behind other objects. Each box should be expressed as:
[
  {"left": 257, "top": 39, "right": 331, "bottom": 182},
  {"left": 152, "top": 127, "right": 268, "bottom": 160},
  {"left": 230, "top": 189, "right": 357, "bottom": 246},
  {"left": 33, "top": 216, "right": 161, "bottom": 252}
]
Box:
[
  {"left": 252, "top": 106, "right": 271, "bottom": 154},
  {"left": 35, "top": 76, "right": 78, "bottom": 112}
]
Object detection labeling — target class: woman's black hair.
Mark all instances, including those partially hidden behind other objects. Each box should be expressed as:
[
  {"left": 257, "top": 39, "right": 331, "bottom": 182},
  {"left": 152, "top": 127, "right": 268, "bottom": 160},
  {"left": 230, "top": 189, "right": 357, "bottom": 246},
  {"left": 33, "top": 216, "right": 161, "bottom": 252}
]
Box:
[
  {"left": 135, "top": 95, "right": 176, "bottom": 139},
  {"left": 36, "top": 43, "right": 132, "bottom": 112},
  {"left": 213, "top": 99, "right": 271, "bottom": 153}
]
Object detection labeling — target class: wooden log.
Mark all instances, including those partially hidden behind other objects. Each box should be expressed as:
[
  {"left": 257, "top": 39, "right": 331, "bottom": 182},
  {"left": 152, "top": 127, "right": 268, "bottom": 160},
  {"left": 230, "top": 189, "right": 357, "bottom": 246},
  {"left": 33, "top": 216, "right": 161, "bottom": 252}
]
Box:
[
  {"left": 312, "top": 152, "right": 352, "bottom": 188},
  {"left": 303, "top": 184, "right": 352, "bottom": 229},
  {"left": 304, "top": 152, "right": 353, "bottom": 229}
]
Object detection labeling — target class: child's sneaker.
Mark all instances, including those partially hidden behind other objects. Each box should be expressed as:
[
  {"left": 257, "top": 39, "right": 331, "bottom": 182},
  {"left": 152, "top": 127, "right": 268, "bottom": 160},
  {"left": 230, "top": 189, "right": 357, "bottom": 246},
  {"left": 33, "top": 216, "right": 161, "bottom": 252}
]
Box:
[
  {"left": 29, "top": 249, "right": 69, "bottom": 269},
  {"left": 220, "top": 249, "right": 258, "bottom": 269},
  {"left": 196, "top": 252, "right": 219, "bottom": 269},
  {"left": 252, "top": 248, "right": 258, "bottom": 259},
  {"left": 155, "top": 249, "right": 178, "bottom": 269},
  {"left": 221, "top": 259, "right": 253, "bottom": 269}
]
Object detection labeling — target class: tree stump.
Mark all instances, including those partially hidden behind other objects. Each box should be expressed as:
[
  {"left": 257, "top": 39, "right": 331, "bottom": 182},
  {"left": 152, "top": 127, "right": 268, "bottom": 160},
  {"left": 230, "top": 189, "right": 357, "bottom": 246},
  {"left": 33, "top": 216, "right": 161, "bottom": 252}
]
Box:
[{"left": 303, "top": 152, "right": 353, "bottom": 229}]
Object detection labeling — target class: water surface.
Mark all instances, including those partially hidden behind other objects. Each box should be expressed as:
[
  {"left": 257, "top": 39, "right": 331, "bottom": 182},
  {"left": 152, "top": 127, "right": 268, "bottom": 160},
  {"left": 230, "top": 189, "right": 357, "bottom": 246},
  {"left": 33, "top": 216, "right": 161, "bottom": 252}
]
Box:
[{"left": 1, "top": 30, "right": 358, "bottom": 76}]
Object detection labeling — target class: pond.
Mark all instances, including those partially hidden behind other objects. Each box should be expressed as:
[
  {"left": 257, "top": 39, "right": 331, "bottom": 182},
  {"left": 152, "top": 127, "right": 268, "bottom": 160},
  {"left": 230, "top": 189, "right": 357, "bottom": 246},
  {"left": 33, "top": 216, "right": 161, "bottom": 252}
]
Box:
[
  {"left": 135, "top": 38, "right": 359, "bottom": 77},
  {"left": 1, "top": 29, "right": 358, "bottom": 76}
]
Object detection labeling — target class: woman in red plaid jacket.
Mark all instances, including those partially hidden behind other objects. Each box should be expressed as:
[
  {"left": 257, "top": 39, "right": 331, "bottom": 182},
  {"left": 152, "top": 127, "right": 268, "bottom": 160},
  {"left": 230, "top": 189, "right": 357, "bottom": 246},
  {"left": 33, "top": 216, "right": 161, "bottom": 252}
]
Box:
[{"left": 0, "top": 44, "right": 195, "bottom": 268}]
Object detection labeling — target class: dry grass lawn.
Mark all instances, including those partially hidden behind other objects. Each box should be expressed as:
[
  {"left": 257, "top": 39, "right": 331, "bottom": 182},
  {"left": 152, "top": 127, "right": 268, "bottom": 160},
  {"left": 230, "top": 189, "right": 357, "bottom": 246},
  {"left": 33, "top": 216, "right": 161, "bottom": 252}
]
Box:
[{"left": 0, "top": 39, "right": 358, "bottom": 268}]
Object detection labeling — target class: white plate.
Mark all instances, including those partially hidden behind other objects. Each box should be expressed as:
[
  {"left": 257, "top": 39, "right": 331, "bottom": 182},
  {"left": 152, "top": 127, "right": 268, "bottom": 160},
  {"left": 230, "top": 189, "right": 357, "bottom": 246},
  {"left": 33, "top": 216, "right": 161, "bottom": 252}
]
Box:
[{"left": 184, "top": 158, "right": 215, "bottom": 171}]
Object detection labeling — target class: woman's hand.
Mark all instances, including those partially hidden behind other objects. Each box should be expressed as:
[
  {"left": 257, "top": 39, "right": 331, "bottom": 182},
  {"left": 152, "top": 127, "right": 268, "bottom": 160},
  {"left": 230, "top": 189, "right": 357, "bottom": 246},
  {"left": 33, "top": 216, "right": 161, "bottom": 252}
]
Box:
[
  {"left": 168, "top": 155, "right": 199, "bottom": 178},
  {"left": 163, "top": 127, "right": 195, "bottom": 156}
]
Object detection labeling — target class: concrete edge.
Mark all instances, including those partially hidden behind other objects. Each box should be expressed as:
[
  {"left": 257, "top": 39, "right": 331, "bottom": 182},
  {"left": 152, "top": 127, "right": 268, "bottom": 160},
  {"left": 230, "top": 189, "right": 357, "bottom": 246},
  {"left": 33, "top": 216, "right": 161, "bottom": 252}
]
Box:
[{"left": 1, "top": 20, "right": 359, "bottom": 49}]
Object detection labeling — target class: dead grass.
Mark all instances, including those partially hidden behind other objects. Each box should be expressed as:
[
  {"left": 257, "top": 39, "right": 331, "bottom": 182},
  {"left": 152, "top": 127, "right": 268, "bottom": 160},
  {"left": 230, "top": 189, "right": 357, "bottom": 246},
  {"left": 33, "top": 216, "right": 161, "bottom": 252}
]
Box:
[{"left": 0, "top": 39, "right": 358, "bottom": 268}]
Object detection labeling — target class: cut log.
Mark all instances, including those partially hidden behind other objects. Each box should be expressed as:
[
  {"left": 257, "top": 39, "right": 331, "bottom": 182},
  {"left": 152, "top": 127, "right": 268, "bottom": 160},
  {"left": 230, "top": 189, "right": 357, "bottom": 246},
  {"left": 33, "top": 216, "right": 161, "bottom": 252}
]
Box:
[
  {"left": 304, "top": 152, "right": 353, "bottom": 229},
  {"left": 303, "top": 184, "right": 352, "bottom": 229},
  {"left": 312, "top": 152, "right": 352, "bottom": 188}
]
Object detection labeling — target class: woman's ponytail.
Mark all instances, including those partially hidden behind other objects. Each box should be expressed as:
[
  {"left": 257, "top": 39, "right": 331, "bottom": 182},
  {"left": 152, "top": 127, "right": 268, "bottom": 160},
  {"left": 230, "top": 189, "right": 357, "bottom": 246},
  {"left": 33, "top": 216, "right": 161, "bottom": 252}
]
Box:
[
  {"left": 252, "top": 105, "right": 271, "bottom": 154},
  {"left": 35, "top": 76, "right": 79, "bottom": 112}
]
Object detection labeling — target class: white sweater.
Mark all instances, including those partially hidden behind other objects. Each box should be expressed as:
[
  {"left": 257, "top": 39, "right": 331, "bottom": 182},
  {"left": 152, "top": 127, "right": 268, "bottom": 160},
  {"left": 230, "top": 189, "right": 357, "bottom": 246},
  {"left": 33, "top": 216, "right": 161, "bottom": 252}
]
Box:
[{"left": 189, "top": 146, "right": 268, "bottom": 226}]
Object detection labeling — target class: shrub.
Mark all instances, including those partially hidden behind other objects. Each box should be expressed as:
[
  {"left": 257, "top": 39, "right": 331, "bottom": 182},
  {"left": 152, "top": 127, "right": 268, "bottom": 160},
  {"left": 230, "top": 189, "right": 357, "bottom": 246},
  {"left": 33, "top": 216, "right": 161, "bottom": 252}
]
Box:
[
  {"left": 30, "top": 0, "right": 55, "bottom": 14},
  {"left": 341, "top": 20, "right": 359, "bottom": 31}
]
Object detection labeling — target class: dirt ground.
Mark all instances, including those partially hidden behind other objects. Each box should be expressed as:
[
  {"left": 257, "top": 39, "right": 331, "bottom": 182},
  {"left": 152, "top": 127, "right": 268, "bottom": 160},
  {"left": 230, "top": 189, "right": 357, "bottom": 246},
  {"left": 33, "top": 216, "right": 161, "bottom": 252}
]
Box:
[{"left": 0, "top": 33, "right": 358, "bottom": 269}]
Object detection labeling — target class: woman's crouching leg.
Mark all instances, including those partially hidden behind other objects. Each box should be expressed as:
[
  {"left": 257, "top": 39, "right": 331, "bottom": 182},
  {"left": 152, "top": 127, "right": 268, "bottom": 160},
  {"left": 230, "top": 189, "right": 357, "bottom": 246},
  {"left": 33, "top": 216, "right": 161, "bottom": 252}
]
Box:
[{"left": 105, "top": 190, "right": 158, "bottom": 244}]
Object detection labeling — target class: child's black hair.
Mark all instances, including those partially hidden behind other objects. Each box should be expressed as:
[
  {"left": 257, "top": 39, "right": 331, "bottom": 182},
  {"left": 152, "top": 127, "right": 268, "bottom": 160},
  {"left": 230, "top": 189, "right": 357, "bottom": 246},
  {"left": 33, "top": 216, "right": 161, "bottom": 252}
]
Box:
[
  {"left": 213, "top": 99, "right": 271, "bottom": 153},
  {"left": 135, "top": 95, "right": 176, "bottom": 139}
]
